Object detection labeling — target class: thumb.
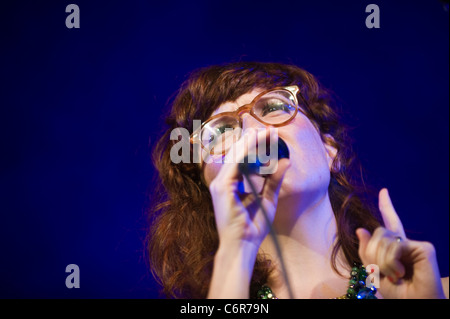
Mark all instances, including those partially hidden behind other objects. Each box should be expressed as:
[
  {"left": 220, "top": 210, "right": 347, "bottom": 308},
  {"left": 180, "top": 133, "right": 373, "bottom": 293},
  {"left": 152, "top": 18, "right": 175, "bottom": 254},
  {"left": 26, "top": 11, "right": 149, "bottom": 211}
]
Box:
[
  {"left": 262, "top": 158, "right": 291, "bottom": 203},
  {"left": 356, "top": 228, "right": 372, "bottom": 265}
]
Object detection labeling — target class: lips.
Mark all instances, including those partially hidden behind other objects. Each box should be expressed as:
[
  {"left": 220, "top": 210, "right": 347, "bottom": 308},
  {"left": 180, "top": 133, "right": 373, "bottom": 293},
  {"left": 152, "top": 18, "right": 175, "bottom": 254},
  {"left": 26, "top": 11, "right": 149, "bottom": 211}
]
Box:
[
  {"left": 237, "top": 138, "right": 290, "bottom": 194},
  {"left": 239, "top": 137, "right": 290, "bottom": 176}
]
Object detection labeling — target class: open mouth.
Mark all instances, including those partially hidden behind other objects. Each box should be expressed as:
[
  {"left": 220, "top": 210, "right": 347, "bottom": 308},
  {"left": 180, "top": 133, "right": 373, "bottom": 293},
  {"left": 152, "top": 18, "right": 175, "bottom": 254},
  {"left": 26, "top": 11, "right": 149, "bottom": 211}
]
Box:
[{"left": 239, "top": 137, "right": 290, "bottom": 176}]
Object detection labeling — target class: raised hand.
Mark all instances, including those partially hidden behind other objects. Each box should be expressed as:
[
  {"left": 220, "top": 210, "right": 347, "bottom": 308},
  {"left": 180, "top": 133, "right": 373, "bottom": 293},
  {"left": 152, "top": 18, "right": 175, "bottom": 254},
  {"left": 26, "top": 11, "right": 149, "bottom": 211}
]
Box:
[{"left": 356, "top": 188, "right": 446, "bottom": 299}]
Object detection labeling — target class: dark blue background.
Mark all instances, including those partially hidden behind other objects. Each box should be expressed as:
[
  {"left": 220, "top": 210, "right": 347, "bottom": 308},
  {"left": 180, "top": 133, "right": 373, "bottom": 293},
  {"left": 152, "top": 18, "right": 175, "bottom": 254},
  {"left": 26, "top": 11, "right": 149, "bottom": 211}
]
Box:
[{"left": 0, "top": 0, "right": 448, "bottom": 298}]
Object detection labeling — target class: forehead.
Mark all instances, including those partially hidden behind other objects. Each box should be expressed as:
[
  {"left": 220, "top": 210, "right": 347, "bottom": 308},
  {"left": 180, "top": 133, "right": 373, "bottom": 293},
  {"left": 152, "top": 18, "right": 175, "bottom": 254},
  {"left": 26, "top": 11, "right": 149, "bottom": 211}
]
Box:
[{"left": 211, "top": 88, "right": 265, "bottom": 116}]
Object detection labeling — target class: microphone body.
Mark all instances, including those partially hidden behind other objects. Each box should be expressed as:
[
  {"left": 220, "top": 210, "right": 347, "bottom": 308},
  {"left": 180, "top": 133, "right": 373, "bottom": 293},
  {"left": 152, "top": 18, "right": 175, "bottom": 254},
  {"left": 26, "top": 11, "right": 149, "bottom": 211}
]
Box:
[{"left": 238, "top": 137, "right": 290, "bottom": 175}]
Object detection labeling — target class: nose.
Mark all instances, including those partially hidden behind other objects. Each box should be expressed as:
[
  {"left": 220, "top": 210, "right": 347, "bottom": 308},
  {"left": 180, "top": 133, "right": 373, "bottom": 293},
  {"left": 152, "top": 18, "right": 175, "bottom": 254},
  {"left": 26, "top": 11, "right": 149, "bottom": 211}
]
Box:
[{"left": 241, "top": 113, "right": 265, "bottom": 132}]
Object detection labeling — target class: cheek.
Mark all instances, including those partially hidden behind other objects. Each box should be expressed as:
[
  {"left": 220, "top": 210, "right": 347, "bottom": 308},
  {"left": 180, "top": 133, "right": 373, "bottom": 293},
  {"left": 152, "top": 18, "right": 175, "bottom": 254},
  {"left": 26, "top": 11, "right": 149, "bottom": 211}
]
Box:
[
  {"left": 286, "top": 116, "right": 329, "bottom": 163},
  {"left": 278, "top": 118, "right": 331, "bottom": 191},
  {"left": 202, "top": 161, "right": 223, "bottom": 187}
]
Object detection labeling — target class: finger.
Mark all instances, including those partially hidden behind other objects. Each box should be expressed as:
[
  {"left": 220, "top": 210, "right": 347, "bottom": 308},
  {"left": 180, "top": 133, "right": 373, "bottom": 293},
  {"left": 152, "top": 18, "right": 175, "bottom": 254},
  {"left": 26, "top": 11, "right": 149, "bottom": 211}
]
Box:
[
  {"left": 383, "top": 240, "right": 406, "bottom": 282},
  {"left": 361, "top": 226, "right": 408, "bottom": 284},
  {"left": 216, "top": 127, "right": 276, "bottom": 184},
  {"left": 357, "top": 227, "right": 394, "bottom": 267},
  {"left": 374, "top": 235, "right": 406, "bottom": 281},
  {"left": 361, "top": 227, "right": 386, "bottom": 265},
  {"left": 262, "top": 158, "right": 291, "bottom": 203},
  {"left": 378, "top": 188, "right": 406, "bottom": 239},
  {"left": 214, "top": 127, "right": 259, "bottom": 183}
]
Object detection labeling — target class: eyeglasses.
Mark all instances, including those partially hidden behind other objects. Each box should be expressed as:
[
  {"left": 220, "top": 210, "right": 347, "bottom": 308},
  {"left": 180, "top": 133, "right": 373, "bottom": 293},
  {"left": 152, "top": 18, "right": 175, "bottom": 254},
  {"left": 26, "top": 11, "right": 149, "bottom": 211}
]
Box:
[{"left": 190, "top": 85, "right": 307, "bottom": 155}]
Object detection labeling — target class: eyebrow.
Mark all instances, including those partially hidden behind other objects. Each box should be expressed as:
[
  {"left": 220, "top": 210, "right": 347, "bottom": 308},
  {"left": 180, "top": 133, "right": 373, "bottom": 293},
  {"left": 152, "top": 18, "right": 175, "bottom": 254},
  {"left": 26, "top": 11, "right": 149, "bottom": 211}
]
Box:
[
  {"left": 212, "top": 102, "right": 239, "bottom": 116},
  {"left": 211, "top": 90, "right": 264, "bottom": 116}
]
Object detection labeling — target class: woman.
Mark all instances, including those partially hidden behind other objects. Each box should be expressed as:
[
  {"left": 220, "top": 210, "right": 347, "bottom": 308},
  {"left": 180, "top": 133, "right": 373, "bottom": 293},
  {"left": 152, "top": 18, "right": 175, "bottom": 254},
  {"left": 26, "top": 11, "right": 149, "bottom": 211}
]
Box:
[{"left": 147, "top": 62, "right": 448, "bottom": 299}]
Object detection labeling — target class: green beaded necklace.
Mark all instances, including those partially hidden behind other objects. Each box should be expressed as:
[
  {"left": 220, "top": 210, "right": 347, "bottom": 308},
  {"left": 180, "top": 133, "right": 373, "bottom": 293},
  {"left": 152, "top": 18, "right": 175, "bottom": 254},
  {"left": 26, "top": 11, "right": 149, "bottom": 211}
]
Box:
[{"left": 257, "top": 263, "right": 377, "bottom": 299}]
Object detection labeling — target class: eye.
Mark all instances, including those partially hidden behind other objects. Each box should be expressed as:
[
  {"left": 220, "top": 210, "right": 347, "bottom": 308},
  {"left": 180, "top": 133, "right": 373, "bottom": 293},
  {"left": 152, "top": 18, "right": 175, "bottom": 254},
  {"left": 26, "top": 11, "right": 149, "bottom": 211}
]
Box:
[
  {"left": 208, "top": 124, "right": 234, "bottom": 143},
  {"left": 260, "top": 99, "right": 293, "bottom": 117}
]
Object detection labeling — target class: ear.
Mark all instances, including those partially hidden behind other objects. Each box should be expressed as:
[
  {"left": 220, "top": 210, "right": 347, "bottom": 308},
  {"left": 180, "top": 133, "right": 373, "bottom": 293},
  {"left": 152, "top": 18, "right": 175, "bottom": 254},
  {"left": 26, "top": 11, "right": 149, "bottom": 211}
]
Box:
[{"left": 323, "top": 134, "right": 339, "bottom": 172}]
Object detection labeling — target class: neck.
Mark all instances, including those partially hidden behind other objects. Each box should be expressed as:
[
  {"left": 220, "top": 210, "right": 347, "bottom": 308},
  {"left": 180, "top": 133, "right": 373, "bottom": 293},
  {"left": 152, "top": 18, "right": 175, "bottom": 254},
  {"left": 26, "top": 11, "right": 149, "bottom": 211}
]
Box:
[{"left": 259, "top": 191, "right": 350, "bottom": 298}]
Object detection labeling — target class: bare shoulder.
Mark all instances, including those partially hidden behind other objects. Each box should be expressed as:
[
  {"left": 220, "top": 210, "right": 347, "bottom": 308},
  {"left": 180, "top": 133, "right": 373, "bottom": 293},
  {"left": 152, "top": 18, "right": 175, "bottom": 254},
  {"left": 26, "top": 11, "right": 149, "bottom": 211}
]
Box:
[{"left": 441, "top": 277, "right": 449, "bottom": 299}]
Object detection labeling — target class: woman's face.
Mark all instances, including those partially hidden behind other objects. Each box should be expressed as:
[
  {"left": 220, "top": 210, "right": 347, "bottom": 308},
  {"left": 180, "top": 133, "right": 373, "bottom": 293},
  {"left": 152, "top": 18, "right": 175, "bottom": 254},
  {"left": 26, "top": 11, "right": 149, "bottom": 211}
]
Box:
[{"left": 201, "top": 88, "right": 336, "bottom": 200}]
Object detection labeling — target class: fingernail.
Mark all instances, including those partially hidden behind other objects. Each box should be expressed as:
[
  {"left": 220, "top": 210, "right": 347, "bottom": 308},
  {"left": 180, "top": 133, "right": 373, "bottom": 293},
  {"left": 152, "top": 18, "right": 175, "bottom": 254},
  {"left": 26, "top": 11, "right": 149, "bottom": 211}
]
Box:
[{"left": 387, "top": 276, "right": 398, "bottom": 284}]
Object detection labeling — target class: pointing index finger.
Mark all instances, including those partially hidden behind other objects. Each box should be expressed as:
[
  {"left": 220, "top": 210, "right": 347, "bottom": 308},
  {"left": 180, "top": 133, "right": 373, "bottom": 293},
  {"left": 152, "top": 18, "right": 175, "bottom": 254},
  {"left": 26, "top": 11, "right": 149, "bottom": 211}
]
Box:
[{"left": 378, "top": 188, "right": 406, "bottom": 239}]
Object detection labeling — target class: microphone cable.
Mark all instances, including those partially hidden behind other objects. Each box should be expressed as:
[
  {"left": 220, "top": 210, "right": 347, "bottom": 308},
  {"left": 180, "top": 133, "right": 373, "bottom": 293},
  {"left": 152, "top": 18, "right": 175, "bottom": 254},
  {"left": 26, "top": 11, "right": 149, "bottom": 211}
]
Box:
[{"left": 238, "top": 137, "right": 294, "bottom": 299}]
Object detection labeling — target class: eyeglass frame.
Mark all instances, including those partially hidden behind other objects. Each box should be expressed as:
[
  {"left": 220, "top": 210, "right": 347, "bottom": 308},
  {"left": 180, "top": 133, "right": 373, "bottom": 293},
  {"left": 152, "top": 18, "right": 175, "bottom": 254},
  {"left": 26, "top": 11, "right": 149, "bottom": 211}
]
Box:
[{"left": 189, "top": 85, "right": 309, "bottom": 155}]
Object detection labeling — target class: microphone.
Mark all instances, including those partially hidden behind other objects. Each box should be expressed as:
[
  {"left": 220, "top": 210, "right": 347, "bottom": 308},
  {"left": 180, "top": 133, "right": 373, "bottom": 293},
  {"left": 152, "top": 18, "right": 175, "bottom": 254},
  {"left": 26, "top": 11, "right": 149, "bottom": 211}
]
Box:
[{"left": 238, "top": 137, "right": 290, "bottom": 175}]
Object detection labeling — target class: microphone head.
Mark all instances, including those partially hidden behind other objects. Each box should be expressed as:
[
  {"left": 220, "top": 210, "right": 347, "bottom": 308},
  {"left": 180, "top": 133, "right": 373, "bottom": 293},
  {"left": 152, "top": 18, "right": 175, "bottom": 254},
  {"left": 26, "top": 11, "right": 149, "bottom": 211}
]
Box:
[{"left": 238, "top": 137, "right": 290, "bottom": 175}]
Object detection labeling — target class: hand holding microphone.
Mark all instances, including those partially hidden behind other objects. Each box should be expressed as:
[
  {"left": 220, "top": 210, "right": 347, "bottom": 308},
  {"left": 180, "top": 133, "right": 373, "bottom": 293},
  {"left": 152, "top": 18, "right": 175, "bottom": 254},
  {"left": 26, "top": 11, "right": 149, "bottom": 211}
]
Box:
[
  {"left": 207, "top": 127, "right": 293, "bottom": 298},
  {"left": 208, "top": 127, "right": 290, "bottom": 248}
]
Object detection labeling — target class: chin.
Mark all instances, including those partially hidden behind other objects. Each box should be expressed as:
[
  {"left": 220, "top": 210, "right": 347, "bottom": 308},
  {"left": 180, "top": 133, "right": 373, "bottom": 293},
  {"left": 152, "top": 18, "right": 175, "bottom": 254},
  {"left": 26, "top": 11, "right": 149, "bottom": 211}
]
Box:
[{"left": 278, "top": 175, "right": 330, "bottom": 202}]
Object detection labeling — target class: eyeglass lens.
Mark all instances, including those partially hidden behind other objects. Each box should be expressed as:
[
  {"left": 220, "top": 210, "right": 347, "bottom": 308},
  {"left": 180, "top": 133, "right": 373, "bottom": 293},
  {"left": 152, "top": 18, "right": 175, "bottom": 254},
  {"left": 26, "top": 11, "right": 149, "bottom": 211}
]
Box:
[{"left": 201, "top": 90, "right": 296, "bottom": 155}]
